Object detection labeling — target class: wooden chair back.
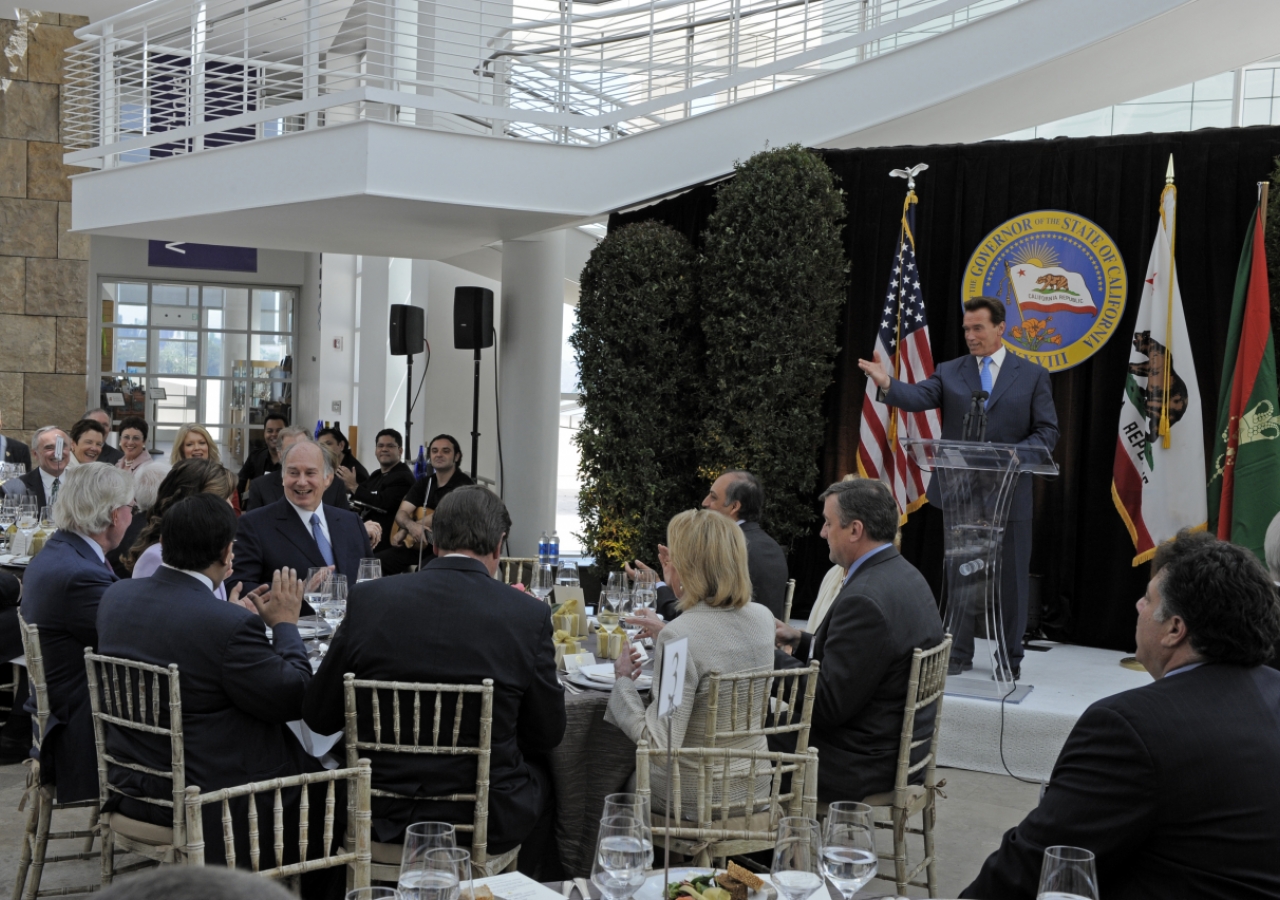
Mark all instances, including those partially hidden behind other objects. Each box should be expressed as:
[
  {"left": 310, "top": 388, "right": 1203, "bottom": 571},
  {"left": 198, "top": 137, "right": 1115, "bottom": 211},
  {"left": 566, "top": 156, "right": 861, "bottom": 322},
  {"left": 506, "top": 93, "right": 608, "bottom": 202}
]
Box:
[
  {"left": 83, "top": 651, "right": 186, "bottom": 844},
  {"left": 635, "top": 741, "right": 818, "bottom": 866},
  {"left": 706, "top": 660, "right": 819, "bottom": 753},
  {"left": 342, "top": 675, "right": 504, "bottom": 870},
  {"left": 183, "top": 760, "right": 372, "bottom": 888},
  {"left": 782, "top": 579, "right": 796, "bottom": 622},
  {"left": 891, "top": 637, "right": 951, "bottom": 807},
  {"left": 17, "top": 614, "right": 49, "bottom": 753},
  {"left": 496, "top": 558, "right": 537, "bottom": 586}
]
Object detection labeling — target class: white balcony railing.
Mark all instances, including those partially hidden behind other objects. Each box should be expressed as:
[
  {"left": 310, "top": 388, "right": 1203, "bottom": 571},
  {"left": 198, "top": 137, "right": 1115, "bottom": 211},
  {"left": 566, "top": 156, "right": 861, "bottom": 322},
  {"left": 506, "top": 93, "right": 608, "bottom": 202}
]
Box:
[{"left": 63, "top": 0, "right": 1024, "bottom": 167}]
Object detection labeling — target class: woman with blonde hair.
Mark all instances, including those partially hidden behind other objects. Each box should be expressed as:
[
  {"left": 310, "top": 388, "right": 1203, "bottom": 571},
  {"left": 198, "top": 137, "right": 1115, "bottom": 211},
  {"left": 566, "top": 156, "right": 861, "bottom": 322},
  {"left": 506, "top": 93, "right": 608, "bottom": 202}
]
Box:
[
  {"left": 606, "top": 508, "right": 775, "bottom": 814},
  {"left": 168, "top": 424, "right": 240, "bottom": 513}
]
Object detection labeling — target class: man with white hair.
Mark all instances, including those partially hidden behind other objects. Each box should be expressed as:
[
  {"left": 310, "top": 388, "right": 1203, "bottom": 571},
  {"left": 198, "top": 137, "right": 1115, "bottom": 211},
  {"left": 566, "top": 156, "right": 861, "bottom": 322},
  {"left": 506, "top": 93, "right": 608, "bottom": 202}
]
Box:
[
  {"left": 244, "top": 426, "right": 350, "bottom": 512},
  {"left": 4, "top": 425, "right": 71, "bottom": 511},
  {"left": 20, "top": 463, "right": 135, "bottom": 803},
  {"left": 106, "top": 462, "right": 171, "bottom": 578}
]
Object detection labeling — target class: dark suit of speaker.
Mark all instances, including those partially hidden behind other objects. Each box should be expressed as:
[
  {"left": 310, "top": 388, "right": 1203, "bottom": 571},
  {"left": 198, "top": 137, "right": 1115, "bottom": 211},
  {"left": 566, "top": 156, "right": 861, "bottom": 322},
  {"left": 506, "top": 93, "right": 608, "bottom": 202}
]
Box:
[
  {"left": 244, "top": 469, "right": 350, "bottom": 512},
  {"left": 882, "top": 350, "right": 1058, "bottom": 666},
  {"left": 20, "top": 530, "right": 117, "bottom": 802},
  {"left": 656, "top": 520, "right": 789, "bottom": 621},
  {"left": 96, "top": 567, "right": 321, "bottom": 867},
  {"left": 963, "top": 664, "right": 1280, "bottom": 900},
  {"left": 303, "top": 556, "right": 566, "bottom": 850},
  {"left": 227, "top": 498, "right": 371, "bottom": 596},
  {"left": 772, "top": 546, "right": 944, "bottom": 802}
]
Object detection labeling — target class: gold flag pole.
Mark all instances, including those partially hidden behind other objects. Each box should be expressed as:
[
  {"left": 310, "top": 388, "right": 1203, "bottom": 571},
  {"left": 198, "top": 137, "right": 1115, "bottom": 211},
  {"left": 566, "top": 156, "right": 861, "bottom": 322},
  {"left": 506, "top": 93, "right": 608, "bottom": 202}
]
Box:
[
  {"left": 1159, "top": 154, "right": 1177, "bottom": 449},
  {"left": 887, "top": 191, "right": 916, "bottom": 447}
]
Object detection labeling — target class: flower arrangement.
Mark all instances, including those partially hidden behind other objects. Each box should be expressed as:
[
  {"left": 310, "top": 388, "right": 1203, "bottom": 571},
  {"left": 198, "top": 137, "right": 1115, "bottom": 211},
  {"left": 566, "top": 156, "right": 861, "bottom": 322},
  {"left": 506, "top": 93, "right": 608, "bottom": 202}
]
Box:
[{"left": 1010, "top": 317, "right": 1063, "bottom": 351}]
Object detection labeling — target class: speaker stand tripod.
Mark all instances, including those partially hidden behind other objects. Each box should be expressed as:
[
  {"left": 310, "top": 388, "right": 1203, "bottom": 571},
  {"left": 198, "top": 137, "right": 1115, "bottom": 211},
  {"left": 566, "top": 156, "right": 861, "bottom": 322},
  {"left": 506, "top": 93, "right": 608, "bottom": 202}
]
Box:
[{"left": 470, "top": 344, "right": 481, "bottom": 481}]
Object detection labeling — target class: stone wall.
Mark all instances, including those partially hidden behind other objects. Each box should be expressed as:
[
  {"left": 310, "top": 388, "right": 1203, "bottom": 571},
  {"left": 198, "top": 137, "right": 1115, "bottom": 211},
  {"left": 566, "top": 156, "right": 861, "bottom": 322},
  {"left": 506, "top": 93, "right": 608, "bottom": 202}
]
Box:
[{"left": 0, "top": 9, "right": 89, "bottom": 445}]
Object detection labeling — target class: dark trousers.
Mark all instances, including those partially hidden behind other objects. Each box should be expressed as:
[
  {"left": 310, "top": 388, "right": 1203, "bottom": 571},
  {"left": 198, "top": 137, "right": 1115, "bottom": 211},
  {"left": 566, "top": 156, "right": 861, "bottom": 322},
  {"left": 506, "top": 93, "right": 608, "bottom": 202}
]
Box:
[{"left": 949, "top": 520, "right": 1030, "bottom": 665}]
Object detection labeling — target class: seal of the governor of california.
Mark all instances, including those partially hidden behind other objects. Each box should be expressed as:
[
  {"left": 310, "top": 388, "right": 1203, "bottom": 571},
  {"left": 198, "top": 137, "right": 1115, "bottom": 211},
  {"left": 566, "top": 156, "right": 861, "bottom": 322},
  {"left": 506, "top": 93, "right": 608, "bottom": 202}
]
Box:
[{"left": 963, "top": 210, "right": 1127, "bottom": 372}]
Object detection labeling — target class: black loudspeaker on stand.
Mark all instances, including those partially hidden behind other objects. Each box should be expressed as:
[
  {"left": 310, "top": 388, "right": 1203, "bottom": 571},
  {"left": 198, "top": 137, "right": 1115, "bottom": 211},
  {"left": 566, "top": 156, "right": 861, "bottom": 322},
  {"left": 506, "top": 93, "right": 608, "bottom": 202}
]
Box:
[
  {"left": 454, "top": 287, "right": 494, "bottom": 481},
  {"left": 390, "top": 304, "right": 425, "bottom": 458}
]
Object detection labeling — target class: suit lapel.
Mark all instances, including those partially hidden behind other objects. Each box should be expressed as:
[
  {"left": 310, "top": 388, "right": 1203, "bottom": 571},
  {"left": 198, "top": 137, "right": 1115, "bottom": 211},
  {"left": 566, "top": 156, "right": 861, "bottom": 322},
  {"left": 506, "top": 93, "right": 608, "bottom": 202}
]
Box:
[
  {"left": 815, "top": 546, "right": 900, "bottom": 645},
  {"left": 959, "top": 354, "right": 982, "bottom": 396},
  {"left": 22, "top": 471, "right": 46, "bottom": 509},
  {"left": 986, "top": 351, "right": 1021, "bottom": 410},
  {"left": 273, "top": 501, "right": 326, "bottom": 569},
  {"left": 326, "top": 507, "right": 357, "bottom": 575}
]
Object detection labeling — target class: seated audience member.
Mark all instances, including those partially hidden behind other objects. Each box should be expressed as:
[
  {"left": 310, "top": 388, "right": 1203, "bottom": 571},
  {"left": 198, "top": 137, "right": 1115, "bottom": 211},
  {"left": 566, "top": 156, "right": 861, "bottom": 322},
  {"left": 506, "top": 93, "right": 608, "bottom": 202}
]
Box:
[
  {"left": 377, "top": 433, "right": 473, "bottom": 575},
  {"left": 244, "top": 426, "right": 351, "bottom": 513},
  {"left": 229, "top": 440, "right": 371, "bottom": 597},
  {"left": 773, "top": 479, "right": 944, "bottom": 802},
  {"left": 20, "top": 463, "right": 135, "bottom": 803},
  {"left": 4, "top": 426, "right": 71, "bottom": 511},
  {"left": 115, "top": 416, "right": 153, "bottom": 473},
  {"left": 169, "top": 423, "right": 241, "bottom": 514},
  {"left": 106, "top": 461, "right": 171, "bottom": 579},
  {"left": 0, "top": 568, "right": 28, "bottom": 763},
  {"left": 963, "top": 531, "right": 1280, "bottom": 900},
  {"left": 82, "top": 409, "right": 123, "bottom": 466},
  {"left": 351, "top": 428, "right": 416, "bottom": 541},
  {"left": 629, "top": 470, "right": 788, "bottom": 625},
  {"left": 67, "top": 418, "right": 107, "bottom": 468},
  {"left": 318, "top": 426, "right": 369, "bottom": 493},
  {"left": 303, "top": 486, "right": 565, "bottom": 876},
  {"left": 123, "top": 460, "right": 235, "bottom": 600},
  {"left": 0, "top": 408, "right": 32, "bottom": 470},
  {"left": 607, "top": 509, "right": 775, "bottom": 814},
  {"left": 236, "top": 411, "right": 287, "bottom": 501},
  {"left": 96, "top": 494, "right": 331, "bottom": 871}
]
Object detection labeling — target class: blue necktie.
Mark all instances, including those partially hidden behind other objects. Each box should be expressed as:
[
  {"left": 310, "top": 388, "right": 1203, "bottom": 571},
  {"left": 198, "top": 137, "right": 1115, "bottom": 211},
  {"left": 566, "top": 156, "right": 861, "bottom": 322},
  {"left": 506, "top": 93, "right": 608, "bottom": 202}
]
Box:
[
  {"left": 979, "top": 357, "right": 993, "bottom": 408},
  {"left": 310, "top": 512, "right": 335, "bottom": 566}
]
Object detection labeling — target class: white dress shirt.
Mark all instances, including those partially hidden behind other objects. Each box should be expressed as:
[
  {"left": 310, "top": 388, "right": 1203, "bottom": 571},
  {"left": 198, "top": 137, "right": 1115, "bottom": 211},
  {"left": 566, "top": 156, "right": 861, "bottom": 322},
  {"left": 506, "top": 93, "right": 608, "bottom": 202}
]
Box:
[
  {"left": 71, "top": 531, "right": 106, "bottom": 563},
  {"left": 160, "top": 562, "right": 215, "bottom": 592},
  {"left": 288, "top": 500, "right": 330, "bottom": 545},
  {"left": 978, "top": 345, "right": 1007, "bottom": 389}
]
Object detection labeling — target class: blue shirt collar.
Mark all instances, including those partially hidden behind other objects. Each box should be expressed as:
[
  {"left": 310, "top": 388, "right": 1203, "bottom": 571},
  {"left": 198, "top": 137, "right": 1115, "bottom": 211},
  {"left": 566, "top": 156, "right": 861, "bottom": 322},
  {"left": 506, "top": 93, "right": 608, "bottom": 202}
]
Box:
[
  {"left": 841, "top": 542, "right": 892, "bottom": 589},
  {"left": 1164, "top": 661, "right": 1204, "bottom": 678}
]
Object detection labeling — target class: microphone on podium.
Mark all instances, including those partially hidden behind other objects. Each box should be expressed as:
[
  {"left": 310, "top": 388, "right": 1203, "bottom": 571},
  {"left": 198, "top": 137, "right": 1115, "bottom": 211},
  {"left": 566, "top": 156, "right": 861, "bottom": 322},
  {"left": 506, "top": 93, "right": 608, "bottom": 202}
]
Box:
[{"left": 962, "top": 390, "right": 990, "bottom": 442}]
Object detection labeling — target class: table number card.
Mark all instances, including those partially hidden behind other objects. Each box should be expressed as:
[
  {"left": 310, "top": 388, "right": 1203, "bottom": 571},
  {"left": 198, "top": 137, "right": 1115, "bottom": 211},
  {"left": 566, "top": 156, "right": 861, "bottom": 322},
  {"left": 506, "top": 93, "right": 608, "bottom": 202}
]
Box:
[{"left": 657, "top": 637, "right": 688, "bottom": 718}]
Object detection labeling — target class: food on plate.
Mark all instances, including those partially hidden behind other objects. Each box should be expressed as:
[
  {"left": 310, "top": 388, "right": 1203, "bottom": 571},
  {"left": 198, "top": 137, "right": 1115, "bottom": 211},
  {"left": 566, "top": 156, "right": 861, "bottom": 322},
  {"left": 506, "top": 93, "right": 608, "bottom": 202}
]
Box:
[
  {"left": 461, "top": 887, "right": 494, "bottom": 900},
  {"left": 727, "top": 862, "right": 764, "bottom": 891},
  {"left": 666, "top": 866, "right": 763, "bottom": 900}
]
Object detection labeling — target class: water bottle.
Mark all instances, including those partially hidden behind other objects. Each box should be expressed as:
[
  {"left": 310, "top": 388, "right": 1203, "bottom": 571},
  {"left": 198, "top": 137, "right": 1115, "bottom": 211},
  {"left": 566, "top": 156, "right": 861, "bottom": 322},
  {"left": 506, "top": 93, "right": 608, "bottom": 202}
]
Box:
[
  {"left": 538, "top": 531, "right": 550, "bottom": 564},
  {"left": 549, "top": 529, "right": 560, "bottom": 566},
  {"left": 958, "top": 558, "right": 986, "bottom": 577}
]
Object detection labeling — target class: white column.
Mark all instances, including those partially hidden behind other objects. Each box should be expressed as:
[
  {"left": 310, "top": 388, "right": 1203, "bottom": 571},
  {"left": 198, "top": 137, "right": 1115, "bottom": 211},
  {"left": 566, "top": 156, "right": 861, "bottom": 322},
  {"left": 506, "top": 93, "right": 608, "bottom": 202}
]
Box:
[
  {"left": 295, "top": 252, "right": 325, "bottom": 428},
  {"left": 317, "top": 254, "right": 358, "bottom": 431},
  {"left": 498, "top": 230, "right": 565, "bottom": 556},
  {"left": 357, "top": 257, "right": 392, "bottom": 461}
]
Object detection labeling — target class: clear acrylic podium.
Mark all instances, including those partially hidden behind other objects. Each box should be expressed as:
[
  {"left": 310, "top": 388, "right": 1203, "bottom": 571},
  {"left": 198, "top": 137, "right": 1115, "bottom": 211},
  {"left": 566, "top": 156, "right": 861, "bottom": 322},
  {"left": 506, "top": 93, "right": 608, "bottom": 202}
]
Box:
[{"left": 906, "top": 439, "right": 1057, "bottom": 694}]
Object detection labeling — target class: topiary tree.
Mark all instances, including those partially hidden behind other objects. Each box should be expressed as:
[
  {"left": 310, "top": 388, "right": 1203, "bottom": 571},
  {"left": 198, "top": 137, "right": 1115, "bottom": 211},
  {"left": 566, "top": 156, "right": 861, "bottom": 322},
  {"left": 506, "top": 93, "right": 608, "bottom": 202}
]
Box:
[
  {"left": 697, "top": 145, "right": 848, "bottom": 549},
  {"left": 572, "top": 221, "right": 704, "bottom": 569}
]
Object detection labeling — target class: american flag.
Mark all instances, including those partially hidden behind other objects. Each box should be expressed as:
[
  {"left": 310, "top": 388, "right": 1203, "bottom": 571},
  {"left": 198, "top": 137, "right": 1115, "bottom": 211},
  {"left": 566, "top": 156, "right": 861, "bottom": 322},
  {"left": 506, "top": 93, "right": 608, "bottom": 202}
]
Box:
[{"left": 856, "top": 194, "right": 942, "bottom": 521}]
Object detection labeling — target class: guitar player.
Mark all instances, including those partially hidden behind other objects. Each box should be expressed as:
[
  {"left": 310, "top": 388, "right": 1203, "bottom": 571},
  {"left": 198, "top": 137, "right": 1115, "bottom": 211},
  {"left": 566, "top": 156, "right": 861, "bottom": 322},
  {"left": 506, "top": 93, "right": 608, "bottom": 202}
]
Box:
[{"left": 376, "top": 433, "right": 474, "bottom": 575}]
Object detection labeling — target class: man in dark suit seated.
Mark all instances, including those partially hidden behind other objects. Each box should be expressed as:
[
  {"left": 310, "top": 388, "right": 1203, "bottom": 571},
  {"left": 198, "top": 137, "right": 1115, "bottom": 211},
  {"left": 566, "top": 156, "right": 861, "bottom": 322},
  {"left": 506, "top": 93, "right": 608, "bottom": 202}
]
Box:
[
  {"left": 96, "top": 494, "right": 337, "bottom": 874},
  {"left": 861, "top": 296, "right": 1059, "bottom": 680},
  {"left": 303, "top": 486, "right": 566, "bottom": 878},
  {"left": 20, "top": 463, "right": 136, "bottom": 803},
  {"left": 228, "top": 440, "right": 371, "bottom": 596},
  {"left": 4, "top": 426, "right": 71, "bottom": 512},
  {"left": 236, "top": 410, "right": 287, "bottom": 503},
  {"left": 244, "top": 426, "right": 351, "bottom": 512},
  {"left": 773, "top": 478, "right": 944, "bottom": 802},
  {"left": 631, "top": 470, "right": 789, "bottom": 623},
  {"left": 962, "top": 531, "right": 1280, "bottom": 900},
  {"left": 0, "top": 409, "right": 31, "bottom": 471}
]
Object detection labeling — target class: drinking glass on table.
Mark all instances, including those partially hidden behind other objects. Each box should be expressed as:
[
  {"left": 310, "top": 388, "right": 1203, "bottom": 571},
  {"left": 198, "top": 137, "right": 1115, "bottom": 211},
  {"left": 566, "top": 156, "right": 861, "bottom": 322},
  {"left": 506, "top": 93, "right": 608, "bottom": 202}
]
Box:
[
  {"left": 323, "top": 575, "right": 348, "bottom": 627},
  {"left": 400, "top": 821, "right": 457, "bottom": 875},
  {"left": 822, "top": 802, "right": 876, "bottom": 899},
  {"left": 598, "top": 589, "right": 625, "bottom": 633},
  {"left": 603, "top": 793, "right": 654, "bottom": 868},
  {"left": 591, "top": 815, "right": 647, "bottom": 900},
  {"left": 400, "top": 846, "right": 470, "bottom": 900},
  {"left": 556, "top": 560, "right": 580, "bottom": 587},
  {"left": 530, "top": 562, "right": 556, "bottom": 602},
  {"left": 1037, "top": 845, "right": 1099, "bottom": 900},
  {"left": 346, "top": 889, "right": 401, "bottom": 900},
  {"left": 15, "top": 504, "right": 38, "bottom": 556},
  {"left": 304, "top": 567, "right": 331, "bottom": 614},
  {"left": 38, "top": 505, "right": 54, "bottom": 533},
  {"left": 0, "top": 499, "right": 16, "bottom": 553},
  {"left": 357, "top": 558, "right": 382, "bottom": 583},
  {"left": 772, "top": 816, "right": 825, "bottom": 900},
  {"left": 606, "top": 570, "right": 628, "bottom": 597}
]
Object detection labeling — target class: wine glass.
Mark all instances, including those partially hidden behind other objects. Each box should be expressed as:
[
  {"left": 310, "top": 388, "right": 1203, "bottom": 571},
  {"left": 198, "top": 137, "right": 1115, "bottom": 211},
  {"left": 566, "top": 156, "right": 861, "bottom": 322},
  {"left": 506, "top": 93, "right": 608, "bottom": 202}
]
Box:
[
  {"left": 346, "top": 889, "right": 401, "bottom": 900},
  {"left": 822, "top": 802, "right": 877, "bottom": 899},
  {"left": 39, "top": 505, "right": 55, "bottom": 534},
  {"left": 530, "top": 562, "right": 556, "bottom": 602},
  {"left": 606, "top": 570, "right": 627, "bottom": 597},
  {"left": 598, "top": 589, "right": 624, "bottom": 634},
  {"left": 15, "top": 503, "right": 39, "bottom": 557},
  {"left": 1037, "top": 845, "right": 1099, "bottom": 900},
  {"left": 399, "top": 821, "right": 457, "bottom": 873},
  {"left": 556, "top": 560, "right": 580, "bottom": 587},
  {"left": 304, "top": 567, "right": 331, "bottom": 616},
  {"left": 591, "top": 815, "right": 647, "bottom": 900},
  {"left": 400, "top": 846, "right": 470, "bottom": 900},
  {"left": 772, "top": 816, "right": 824, "bottom": 900},
  {"left": 603, "top": 793, "right": 654, "bottom": 868},
  {"left": 357, "top": 558, "right": 382, "bottom": 582},
  {"left": 0, "top": 498, "right": 16, "bottom": 554},
  {"left": 324, "top": 575, "right": 348, "bottom": 627}
]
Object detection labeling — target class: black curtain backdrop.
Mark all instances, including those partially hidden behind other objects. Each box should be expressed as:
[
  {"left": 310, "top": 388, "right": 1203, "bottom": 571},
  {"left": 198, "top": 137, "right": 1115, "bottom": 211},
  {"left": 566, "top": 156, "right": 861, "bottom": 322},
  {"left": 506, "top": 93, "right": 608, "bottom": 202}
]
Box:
[{"left": 610, "top": 126, "right": 1280, "bottom": 651}]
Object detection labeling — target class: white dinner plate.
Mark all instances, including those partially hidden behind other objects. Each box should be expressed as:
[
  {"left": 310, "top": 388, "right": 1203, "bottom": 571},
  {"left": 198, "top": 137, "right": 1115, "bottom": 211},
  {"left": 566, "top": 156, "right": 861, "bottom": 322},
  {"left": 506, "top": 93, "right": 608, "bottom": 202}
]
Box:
[
  {"left": 633, "top": 868, "right": 775, "bottom": 900},
  {"left": 565, "top": 671, "right": 651, "bottom": 692}
]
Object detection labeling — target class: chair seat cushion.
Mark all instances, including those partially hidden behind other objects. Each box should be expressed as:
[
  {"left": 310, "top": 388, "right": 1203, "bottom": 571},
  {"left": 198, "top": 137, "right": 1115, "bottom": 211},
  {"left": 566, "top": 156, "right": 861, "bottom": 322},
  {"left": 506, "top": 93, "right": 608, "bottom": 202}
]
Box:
[
  {"left": 860, "top": 784, "right": 928, "bottom": 813},
  {"left": 101, "top": 811, "right": 174, "bottom": 846}
]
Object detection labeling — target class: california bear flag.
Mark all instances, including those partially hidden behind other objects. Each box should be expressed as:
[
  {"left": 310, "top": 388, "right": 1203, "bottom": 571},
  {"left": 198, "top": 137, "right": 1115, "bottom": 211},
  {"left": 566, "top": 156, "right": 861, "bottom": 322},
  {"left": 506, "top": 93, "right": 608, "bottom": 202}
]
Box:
[{"left": 1008, "top": 264, "right": 1098, "bottom": 315}]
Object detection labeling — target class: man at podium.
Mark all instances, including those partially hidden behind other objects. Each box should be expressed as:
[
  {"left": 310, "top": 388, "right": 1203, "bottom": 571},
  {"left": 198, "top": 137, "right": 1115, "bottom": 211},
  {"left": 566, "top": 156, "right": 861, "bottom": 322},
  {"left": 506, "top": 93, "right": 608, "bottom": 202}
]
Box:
[{"left": 859, "top": 296, "right": 1058, "bottom": 679}]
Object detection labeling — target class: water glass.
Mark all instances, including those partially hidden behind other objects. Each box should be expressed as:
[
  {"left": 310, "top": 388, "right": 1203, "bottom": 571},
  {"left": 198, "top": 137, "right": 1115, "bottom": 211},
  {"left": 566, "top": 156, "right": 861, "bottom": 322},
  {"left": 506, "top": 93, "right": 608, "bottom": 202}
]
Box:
[
  {"left": 602, "top": 793, "right": 654, "bottom": 868},
  {"left": 400, "top": 821, "right": 457, "bottom": 873},
  {"left": 357, "top": 558, "right": 382, "bottom": 582},
  {"left": 400, "top": 846, "right": 470, "bottom": 900},
  {"left": 556, "top": 560, "right": 580, "bottom": 587},
  {"left": 1037, "top": 845, "right": 1099, "bottom": 900},
  {"left": 598, "top": 589, "right": 625, "bottom": 633},
  {"left": 632, "top": 569, "right": 657, "bottom": 592},
  {"left": 16, "top": 506, "right": 38, "bottom": 555},
  {"left": 304, "top": 567, "right": 331, "bottom": 614},
  {"left": 39, "top": 505, "right": 54, "bottom": 533},
  {"left": 772, "top": 816, "right": 824, "bottom": 900},
  {"left": 0, "top": 499, "right": 16, "bottom": 553},
  {"left": 323, "top": 575, "right": 349, "bottom": 626},
  {"left": 822, "top": 802, "right": 877, "bottom": 899},
  {"left": 531, "top": 562, "right": 556, "bottom": 602},
  {"left": 347, "top": 889, "right": 401, "bottom": 900},
  {"left": 591, "top": 815, "right": 647, "bottom": 900}
]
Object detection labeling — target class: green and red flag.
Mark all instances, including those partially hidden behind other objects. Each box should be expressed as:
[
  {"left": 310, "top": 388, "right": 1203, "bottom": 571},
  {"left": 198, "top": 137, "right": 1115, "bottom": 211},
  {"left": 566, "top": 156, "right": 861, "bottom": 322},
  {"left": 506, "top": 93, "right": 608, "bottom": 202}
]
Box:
[{"left": 1207, "top": 194, "right": 1280, "bottom": 561}]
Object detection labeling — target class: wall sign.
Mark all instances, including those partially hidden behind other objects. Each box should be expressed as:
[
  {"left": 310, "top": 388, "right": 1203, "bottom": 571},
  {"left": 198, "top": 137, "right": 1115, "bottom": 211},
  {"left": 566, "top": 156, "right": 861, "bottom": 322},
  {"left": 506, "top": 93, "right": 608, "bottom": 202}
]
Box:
[
  {"left": 148, "top": 240, "right": 258, "bottom": 273},
  {"left": 962, "top": 210, "right": 1127, "bottom": 372}
]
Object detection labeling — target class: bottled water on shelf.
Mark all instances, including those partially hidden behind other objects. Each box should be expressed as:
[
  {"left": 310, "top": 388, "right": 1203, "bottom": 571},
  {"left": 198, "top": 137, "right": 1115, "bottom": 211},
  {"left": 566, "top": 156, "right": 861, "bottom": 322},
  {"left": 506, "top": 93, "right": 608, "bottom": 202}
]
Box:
[
  {"left": 538, "top": 531, "right": 550, "bottom": 564},
  {"left": 549, "top": 529, "right": 560, "bottom": 566}
]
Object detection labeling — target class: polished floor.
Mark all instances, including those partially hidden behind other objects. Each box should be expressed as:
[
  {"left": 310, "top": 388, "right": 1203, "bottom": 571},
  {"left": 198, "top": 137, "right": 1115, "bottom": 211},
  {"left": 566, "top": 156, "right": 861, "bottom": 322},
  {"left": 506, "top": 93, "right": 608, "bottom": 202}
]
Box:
[{"left": 0, "top": 763, "right": 1040, "bottom": 898}]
